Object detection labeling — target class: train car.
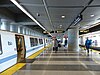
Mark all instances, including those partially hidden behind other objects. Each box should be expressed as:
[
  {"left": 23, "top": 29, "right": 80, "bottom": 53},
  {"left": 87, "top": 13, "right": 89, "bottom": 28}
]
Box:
[{"left": 0, "top": 30, "right": 50, "bottom": 72}]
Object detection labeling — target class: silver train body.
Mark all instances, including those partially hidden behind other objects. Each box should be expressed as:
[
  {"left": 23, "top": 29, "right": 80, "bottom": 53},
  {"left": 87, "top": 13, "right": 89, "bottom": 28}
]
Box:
[{"left": 0, "top": 30, "right": 51, "bottom": 72}]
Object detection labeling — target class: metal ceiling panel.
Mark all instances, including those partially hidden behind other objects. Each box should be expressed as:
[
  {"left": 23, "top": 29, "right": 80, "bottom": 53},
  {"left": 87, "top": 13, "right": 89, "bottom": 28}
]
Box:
[
  {"left": 48, "top": 8, "right": 82, "bottom": 21},
  {"left": 38, "top": 19, "right": 51, "bottom": 30},
  {"left": 24, "top": 6, "right": 52, "bottom": 31},
  {"left": 18, "top": 0, "right": 54, "bottom": 31},
  {"left": 46, "top": 0, "right": 90, "bottom": 6},
  {"left": 80, "top": 7, "right": 100, "bottom": 29},
  {"left": 16, "top": 0, "right": 100, "bottom": 34},
  {"left": 49, "top": 8, "right": 83, "bottom": 29},
  {"left": 19, "top": 0, "right": 43, "bottom": 4},
  {"left": 91, "top": 0, "right": 100, "bottom": 5},
  {"left": 24, "top": 6, "right": 47, "bottom": 19}
]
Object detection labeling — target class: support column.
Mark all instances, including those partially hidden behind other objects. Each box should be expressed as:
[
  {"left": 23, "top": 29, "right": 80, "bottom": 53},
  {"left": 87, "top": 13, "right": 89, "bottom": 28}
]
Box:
[
  {"left": 79, "top": 36, "right": 84, "bottom": 45},
  {"left": 68, "top": 27, "right": 79, "bottom": 51}
]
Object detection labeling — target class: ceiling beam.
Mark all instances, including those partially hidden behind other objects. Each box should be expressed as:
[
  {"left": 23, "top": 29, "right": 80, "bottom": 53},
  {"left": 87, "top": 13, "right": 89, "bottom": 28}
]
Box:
[{"left": 42, "top": 0, "right": 55, "bottom": 31}]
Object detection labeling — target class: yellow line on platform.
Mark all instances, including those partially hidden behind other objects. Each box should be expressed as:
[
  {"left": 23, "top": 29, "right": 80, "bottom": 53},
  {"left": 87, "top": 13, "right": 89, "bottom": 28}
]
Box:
[
  {"left": 80, "top": 46, "right": 100, "bottom": 53},
  {"left": 0, "top": 63, "right": 25, "bottom": 75},
  {"left": 0, "top": 44, "right": 52, "bottom": 75},
  {"left": 28, "top": 44, "right": 52, "bottom": 59},
  {"left": 92, "top": 50, "right": 100, "bottom": 53},
  {"left": 28, "top": 48, "right": 46, "bottom": 59}
]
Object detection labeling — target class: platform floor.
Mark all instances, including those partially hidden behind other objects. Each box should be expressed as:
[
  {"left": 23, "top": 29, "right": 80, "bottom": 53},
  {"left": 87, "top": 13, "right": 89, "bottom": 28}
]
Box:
[{"left": 13, "top": 47, "right": 100, "bottom": 75}]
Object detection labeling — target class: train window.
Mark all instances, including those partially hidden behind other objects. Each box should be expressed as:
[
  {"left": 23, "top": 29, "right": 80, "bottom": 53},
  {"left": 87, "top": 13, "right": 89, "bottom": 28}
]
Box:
[
  {"left": 30, "top": 38, "right": 38, "bottom": 47},
  {"left": 46, "top": 39, "right": 48, "bottom": 43},
  {"left": 39, "top": 39, "right": 43, "bottom": 44},
  {"left": 30, "top": 38, "right": 34, "bottom": 47},
  {"left": 0, "top": 35, "right": 3, "bottom": 55},
  {"left": 34, "top": 38, "right": 38, "bottom": 46}
]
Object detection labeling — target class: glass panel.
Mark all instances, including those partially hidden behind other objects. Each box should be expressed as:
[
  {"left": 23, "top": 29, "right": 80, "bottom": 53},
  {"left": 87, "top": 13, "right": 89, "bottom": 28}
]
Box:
[
  {"left": 39, "top": 39, "right": 43, "bottom": 44},
  {"left": 30, "top": 38, "right": 38, "bottom": 47}
]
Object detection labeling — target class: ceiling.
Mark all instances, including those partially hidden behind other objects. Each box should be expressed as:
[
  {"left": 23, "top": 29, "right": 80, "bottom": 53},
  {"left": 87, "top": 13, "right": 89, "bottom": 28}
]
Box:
[
  {"left": 17, "top": 0, "right": 88, "bottom": 31},
  {"left": 0, "top": 0, "right": 100, "bottom": 36},
  {"left": 16, "top": 0, "right": 100, "bottom": 31}
]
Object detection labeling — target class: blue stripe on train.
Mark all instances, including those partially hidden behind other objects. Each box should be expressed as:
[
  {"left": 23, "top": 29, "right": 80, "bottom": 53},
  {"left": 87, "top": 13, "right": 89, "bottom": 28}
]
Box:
[
  {"left": 0, "top": 54, "right": 17, "bottom": 64},
  {"left": 0, "top": 44, "right": 44, "bottom": 64}
]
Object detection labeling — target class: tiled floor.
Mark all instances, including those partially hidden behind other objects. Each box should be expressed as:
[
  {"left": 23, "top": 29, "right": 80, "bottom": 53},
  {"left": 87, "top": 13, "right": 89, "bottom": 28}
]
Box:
[{"left": 13, "top": 47, "right": 100, "bottom": 75}]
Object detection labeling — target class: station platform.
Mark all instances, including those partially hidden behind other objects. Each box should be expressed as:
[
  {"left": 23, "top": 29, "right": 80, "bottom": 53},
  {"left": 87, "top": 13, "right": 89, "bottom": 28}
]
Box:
[{"left": 1, "top": 47, "right": 100, "bottom": 75}]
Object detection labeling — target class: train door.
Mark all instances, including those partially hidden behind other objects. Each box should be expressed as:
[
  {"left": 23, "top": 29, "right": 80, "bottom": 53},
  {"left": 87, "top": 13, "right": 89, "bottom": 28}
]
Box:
[{"left": 15, "top": 35, "right": 26, "bottom": 62}]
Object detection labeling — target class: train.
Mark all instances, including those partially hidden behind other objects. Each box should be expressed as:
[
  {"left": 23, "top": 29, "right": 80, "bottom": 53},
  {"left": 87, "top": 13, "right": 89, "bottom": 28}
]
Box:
[
  {"left": 79, "top": 30, "right": 100, "bottom": 47},
  {"left": 0, "top": 30, "right": 51, "bottom": 72}
]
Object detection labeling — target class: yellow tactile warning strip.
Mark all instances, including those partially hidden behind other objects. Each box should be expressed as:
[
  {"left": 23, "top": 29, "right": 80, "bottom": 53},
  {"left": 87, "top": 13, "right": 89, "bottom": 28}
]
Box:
[
  {"left": 0, "top": 63, "right": 26, "bottom": 75},
  {"left": 80, "top": 46, "right": 100, "bottom": 53},
  {"left": 28, "top": 44, "right": 52, "bottom": 59},
  {"left": 28, "top": 48, "right": 46, "bottom": 59},
  {"left": 92, "top": 50, "right": 100, "bottom": 53},
  {"left": 0, "top": 44, "right": 52, "bottom": 75},
  {"left": 80, "top": 46, "right": 100, "bottom": 65}
]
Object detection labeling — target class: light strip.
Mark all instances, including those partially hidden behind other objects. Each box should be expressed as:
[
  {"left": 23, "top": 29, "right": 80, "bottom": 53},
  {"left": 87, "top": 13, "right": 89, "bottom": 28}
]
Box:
[{"left": 10, "top": 0, "right": 46, "bottom": 30}]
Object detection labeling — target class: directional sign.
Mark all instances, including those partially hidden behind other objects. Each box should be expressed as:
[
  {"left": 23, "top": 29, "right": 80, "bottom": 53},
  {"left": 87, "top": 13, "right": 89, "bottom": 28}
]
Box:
[{"left": 74, "top": 14, "right": 83, "bottom": 26}]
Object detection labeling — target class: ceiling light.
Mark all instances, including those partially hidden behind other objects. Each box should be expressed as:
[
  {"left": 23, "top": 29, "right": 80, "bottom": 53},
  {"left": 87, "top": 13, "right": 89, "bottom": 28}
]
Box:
[
  {"left": 60, "top": 25, "right": 62, "bottom": 26},
  {"left": 61, "top": 15, "right": 65, "bottom": 18},
  {"left": 90, "top": 14, "right": 94, "bottom": 17},
  {"left": 10, "top": 0, "right": 46, "bottom": 30},
  {"left": 37, "top": 13, "right": 40, "bottom": 16}
]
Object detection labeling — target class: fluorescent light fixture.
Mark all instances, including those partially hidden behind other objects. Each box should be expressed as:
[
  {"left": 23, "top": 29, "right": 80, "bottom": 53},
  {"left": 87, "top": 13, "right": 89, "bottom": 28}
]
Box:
[
  {"left": 90, "top": 14, "right": 94, "bottom": 17},
  {"left": 61, "top": 15, "right": 65, "bottom": 18},
  {"left": 10, "top": 0, "right": 46, "bottom": 30}
]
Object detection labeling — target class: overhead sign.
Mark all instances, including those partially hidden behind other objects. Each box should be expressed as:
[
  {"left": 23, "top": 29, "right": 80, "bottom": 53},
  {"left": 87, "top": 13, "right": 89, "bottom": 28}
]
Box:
[
  {"left": 79, "top": 29, "right": 89, "bottom": 35},
  {"left": 50, "top": 30, "right": 65, "bottom": 33},
  {"left": 73, "top": 14, "right": 83, "bottom": 26}
]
